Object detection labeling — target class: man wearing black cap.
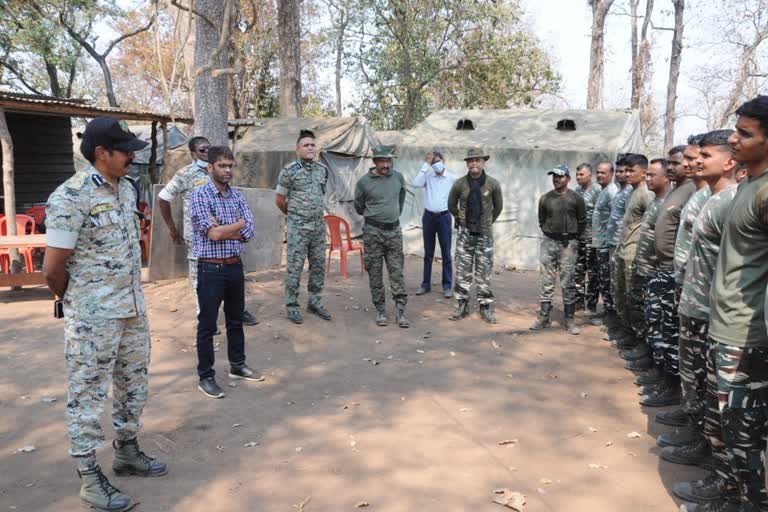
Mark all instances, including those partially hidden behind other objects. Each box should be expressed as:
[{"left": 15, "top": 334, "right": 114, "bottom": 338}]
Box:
[
  {"left": 530, "top": 164, "right": 587, "bottom": 335},
  {"left": 43, "top": 117, "right": 167, "bottom": 511}
]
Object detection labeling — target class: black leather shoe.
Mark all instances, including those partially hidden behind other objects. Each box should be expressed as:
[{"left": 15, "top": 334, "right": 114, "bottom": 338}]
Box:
[
  {"left": 621, "top": 344, "right": 651, "bottom": 361},
  {"left": 657, "top": 425, "right": 700, "bottom": 447},
  {"left": 198, "top": 377, "right": 225, "bottom": 398},
  {"left": 656, "top": 407, "right": 689, "bottom": 427},
  {"left": 242, "top": 310, "right": 259, "bottom": 326},
  {"left": 635, "top": 367, "right": 665, "bottom": 386},
  {"left": 673, "top": 473, "right": 738, "bottom": 504},
  {"left": 626, "top": 356, "right": 653, "bottom": 371},
  {"left": 661, "top": 439, "right": 711, "bottom": 466},
  {"left": 640, "top": 385, "right": 681, "bottom": 406}
]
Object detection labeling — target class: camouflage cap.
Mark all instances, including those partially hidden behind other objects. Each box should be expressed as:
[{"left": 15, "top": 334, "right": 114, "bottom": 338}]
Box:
[
  {"left": 548, "top": 164, "right": 571, "bottom": 177},
  {"left": 464, "top": 147, "right": 490, "bottom": 161},
  {"left": 371, "top": 144, "right": 396, "bottom": 159}
]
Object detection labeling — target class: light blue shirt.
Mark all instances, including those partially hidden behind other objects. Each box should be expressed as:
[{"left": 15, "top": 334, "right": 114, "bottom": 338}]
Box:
[{"left": 412, "top": 163, "right": 457, "bottom": 213}]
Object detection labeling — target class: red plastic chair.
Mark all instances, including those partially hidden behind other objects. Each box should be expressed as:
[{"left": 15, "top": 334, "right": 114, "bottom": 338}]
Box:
[
  {"left": 0, "top": 214, "right": 36, "bottom": 273},
  {"left": 139, "top": 209, "right": 152, "bottom": 264},
  {"left": 25, "top": 206, "right": 46, "bottom": 233},
  {"left": 324, "top": 215, "right": 364, "bottom": 278}
]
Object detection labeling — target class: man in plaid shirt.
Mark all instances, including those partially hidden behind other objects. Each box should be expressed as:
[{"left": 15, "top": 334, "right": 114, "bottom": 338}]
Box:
[{"left": 189, "top": 146, "right": 262, "bottom": 398}]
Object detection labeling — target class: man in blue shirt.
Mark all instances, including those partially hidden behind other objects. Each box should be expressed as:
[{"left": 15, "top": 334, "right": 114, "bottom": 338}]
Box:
[
  {"left": 189, "top": 146, "right": 262, "bottom": 399},
  {"left": 412, "top": 150, "right": 457, "bottom": 297}
]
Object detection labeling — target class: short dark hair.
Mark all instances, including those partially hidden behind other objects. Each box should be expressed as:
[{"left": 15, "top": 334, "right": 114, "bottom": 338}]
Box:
[
  {"left": 668, "top": 145, "right": 686, "bottom": 156},
  {"left": 576, "top": 163, "right": 592, "bottom": 173},
  {"left": 687, "top": 133, "right": 705, "bottom": 146},
  {"left": 188, "top": 136, "right": 209, "bottom": 152},
  {"left": 207, "top": 145, "right": 234, "bottom": 164},
  {"left": 596, "top": 160, "right": 614, "bottom": 172},
  {"left": 297, "top": 129, "right": 316, "bottom": 144},
  {"left": 699, "top": 129, "right": 735, "bottom": 149},
  {"left": 625, "top": 153, "right": 649, "bottom": 169},
  {"left": 616, "top": 155, "right": 629, "bottom": 167},
  {"left": 650, "top": 158, "right": 668, "bottom": 168},
  {"left": 432, "top": 150, "right": 444, "bottom": 161},
  {"left": 735, "top": 95, "right": 768, "bottom": 138}
]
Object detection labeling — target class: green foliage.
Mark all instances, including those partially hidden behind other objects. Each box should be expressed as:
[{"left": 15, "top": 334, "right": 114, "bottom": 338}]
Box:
[{"left": 349, "top": 0, "right": 561, "bottom": 129}]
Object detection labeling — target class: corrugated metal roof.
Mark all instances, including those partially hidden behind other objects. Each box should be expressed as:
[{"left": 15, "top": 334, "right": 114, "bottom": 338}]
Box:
[{"left": 0, "top": 90, "right": 193, "bottom": 124}]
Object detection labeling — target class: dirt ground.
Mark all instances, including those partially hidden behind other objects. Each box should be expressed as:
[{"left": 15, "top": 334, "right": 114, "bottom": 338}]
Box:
[{"left": 1, "top": 254, "right": 703, "bottom": 511}]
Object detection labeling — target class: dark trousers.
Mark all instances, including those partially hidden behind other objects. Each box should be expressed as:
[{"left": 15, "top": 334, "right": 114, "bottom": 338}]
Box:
[
  {"left": 421, "top": 210, "right": 453, "bottom": 290},
  {"left": 196, "top": 261, "right": 246, "bottom": 380}
]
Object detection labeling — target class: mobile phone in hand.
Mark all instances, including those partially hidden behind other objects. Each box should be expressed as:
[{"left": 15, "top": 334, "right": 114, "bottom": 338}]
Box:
[{"left": 54, "top": 300, "right": 64, "bottom": 319}]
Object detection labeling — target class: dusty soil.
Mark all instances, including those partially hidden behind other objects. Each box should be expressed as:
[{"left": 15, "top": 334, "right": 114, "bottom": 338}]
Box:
[{"left": 1, "top": 255, "right": 701, "bottom": 511}]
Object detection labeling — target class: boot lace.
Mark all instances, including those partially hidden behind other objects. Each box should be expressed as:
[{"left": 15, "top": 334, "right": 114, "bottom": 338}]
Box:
[
  {"left": 122, "top": 439, "right": 155, "bottom": 465},
  {"left": 91, "top": 467, "right": 122, "bottom": 498}
]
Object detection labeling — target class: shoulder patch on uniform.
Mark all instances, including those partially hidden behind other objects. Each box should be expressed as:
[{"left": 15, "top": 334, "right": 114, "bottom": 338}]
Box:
[
  {"left": 66, "top": 171, "right": 90, "bottom": 190},
  {"left": 89, "top": 203, "right": 114, "bottom": 215},
  {"left": 176, "top": 164, "right": 194, "bottom": 176},
  {"left": 192, "top": 178, "right": 208, "bottom": 187}
]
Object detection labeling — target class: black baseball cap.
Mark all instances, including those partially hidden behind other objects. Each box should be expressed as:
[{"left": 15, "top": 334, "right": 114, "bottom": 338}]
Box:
[{"left": 82, "top": 117, "right": 148, "bottom": 152}]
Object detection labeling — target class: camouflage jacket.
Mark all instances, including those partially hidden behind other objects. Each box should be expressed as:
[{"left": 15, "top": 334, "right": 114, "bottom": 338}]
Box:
[
  {"left": 674, "top": 186, "right": 712, "bottom": 284},
  {"left": 158, "top": 162, "right": 210, "bottom": 243},
  {"left": 575, "top": 183, "right": 602, "bottom": 243},
  {"left": 606, "top": 185, "right": 632, "bottom": 247},
  {"left": 679, "top": 185, "right": 737, "bottom": 320},
  {"left": 45, "top": 166, "right": 145, "bottom": 319},
  {"left": 591, "top": 181, "right": 619, "bottom": 248},
  {"left": 276, "top": 159, "right": 328, "bottom": 231}
]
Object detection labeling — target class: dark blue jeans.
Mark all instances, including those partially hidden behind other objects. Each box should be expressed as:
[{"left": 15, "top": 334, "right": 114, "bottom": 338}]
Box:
[
  {"left": 196, "top": 261, "right": 246, "bottom": 380},
  {"left": 421, "top": 210, "right": 453, "bottom": 291}
]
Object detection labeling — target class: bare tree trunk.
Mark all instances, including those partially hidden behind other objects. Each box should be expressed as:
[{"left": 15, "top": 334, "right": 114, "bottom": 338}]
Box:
[
  {"left": 193, "top": 0, "right": 230, "bottom": 144},
  {"left": 278, "top": 0, "right": 302, "bottom": 117},
  {"left": 0, "top": 107, "right": 21, "bottom": 273},
  {"left": 631, "top": 0, "right": 653, "bottom": 109},
  {"left": 586, "top": 0, "right": 615, "bottom": 110},
  {"left": 664, "top": 0, "right": 684, "bottom": 151},
  {"left": 335, "top": 27, "right": 344, "bottom": 116},
  {"left": 629, "top": 0, "right": 639, "bottom": 108}
]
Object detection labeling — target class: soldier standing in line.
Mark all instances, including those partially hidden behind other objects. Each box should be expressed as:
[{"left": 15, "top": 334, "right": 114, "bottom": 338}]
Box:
[
  {"left": 573, "top": 163, "right": 602, "bottom": 313},
  {"left": 275, "top": 130, "right": 332, "bottom": 324},
  {"left": 615, "top": 154, "right": 654, "bottom": 368},
  {"left": 447, "top": 148, "right": 504, "bottom": 324},
  {"left": 43, "top": 117, "right": 167, "bottom": 511},
  {"left": 529, "top": 164, "right": 586, "bottom": 335},
  {"left": 590, "top": 161, "right": 619, "bottom": 325},
  {"left": 604, "top": 156, "right": 634, "bottom": 349},
  {"left": 664, "top": 130, "right": 739, "bottom": 505},
  {"left": 354, "top": 145, "right": 410, "bottom": 328},
  {"left": 704, "top": 96, "right": 768, "bottom": 512},
  {"left": 158, "top": 137, "right": 258, "bottom": 326}
]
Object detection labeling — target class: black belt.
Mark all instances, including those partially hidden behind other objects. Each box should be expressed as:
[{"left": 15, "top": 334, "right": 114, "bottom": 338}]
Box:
[
  {"left": 365, "top": 218, "right": 399, "bottom": 230},
  {"left": 544, "top": 233, "right": 577, "bottom": 242},
  {"left": 424, "top": 209, "right": 449, "bottom": 216},
  {"left": 199, "top": 256, "right": 241, "bottom": 265}
]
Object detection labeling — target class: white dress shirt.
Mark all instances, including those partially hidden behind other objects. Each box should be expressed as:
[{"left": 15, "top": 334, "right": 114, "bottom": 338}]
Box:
[{"left": 412, "top": 163, "right": 458, "bottom": 213}]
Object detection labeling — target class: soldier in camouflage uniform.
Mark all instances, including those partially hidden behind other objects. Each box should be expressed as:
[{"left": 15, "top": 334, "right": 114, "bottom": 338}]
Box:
[
  {"left": 447, "top": 148, "right": 504, "bottom": 324},
  {"left": 698, "top": 97, "right": 768, "bottom": 512},
  {"left": 275, "top": 130, "right": 331, "bottom": 324},
  {"left": 158, "top": 137, "right": 258, "bottom": 325},
  {"left": 529, "top": 165, "right": 586, "bottom": 334},
  {"left": 590, "top": 161, "right": 619, "bottom": 324},
  {"left": 573, "top": 163, "right": 602, "bottom": 313},
  {"left": 623, "top": 159, "right": 669, "bottom": 378},
  {"left": 43, "top": 118, "right": 167, "bottom": 512},
  {"left": 667, "top": 131, "right": 739, "bottom": 504},
  {"left": 354, "top": 145, "right": 410, "bottom": 328}
]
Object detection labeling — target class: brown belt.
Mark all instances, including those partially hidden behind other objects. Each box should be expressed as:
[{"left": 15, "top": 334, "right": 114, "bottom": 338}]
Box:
[{"left": 199, "top": 256, "right": 241, "bottom": 265}]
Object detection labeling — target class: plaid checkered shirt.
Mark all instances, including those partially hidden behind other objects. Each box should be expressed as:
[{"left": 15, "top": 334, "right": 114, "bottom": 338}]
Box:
[{"left": 189, "top": 180, "right": 255, "bottom": 259}]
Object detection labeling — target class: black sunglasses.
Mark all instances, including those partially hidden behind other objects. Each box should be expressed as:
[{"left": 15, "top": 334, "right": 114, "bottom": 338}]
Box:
[{"left": 196, "top": 147, "right": 209, "bottom": 153}]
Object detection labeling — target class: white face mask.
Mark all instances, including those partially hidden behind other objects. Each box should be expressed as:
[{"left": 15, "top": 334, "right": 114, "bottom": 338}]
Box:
[{"left": 196, "top": 159, "right": 208, "bottom": 169}]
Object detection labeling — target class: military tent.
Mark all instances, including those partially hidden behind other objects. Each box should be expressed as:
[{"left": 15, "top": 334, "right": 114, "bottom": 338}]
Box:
[{"left": 394, "top": 108, "right": 642, "bottom": 270}]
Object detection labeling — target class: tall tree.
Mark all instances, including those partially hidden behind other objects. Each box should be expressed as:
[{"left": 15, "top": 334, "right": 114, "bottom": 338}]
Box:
[
  {"left": 278, "top": 0, "right": 302, "bottom": 117},
  {"left": 323, "top": 0, "right": 358, "bottom": 116},
  {"left": 586, "top": 0, "right": 615, "bottom": 110},
  {"left": 629, "top": 0, "right": 653, "bottom": 109},
  {"left": 663, "top": 0, "right": 684, "bottom": 150}
]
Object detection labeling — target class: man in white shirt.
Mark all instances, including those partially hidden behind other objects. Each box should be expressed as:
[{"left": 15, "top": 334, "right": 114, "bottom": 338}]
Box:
[{"left": 413, "top": 150, "right": 457, "bottom": 297}]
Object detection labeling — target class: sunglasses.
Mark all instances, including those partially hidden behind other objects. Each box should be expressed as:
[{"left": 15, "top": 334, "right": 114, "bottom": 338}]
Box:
[{"left": 196, "top": 147, "right": 210, "bottom": 153}]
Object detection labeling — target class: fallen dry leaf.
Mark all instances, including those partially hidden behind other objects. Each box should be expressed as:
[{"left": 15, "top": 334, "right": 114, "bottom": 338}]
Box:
[
  {"left": 499, "top": 439, "right": 519, "bottom": 446},
  {"left": 170, "top": 307, "right": 178, "bottom": 312},
  {"left": 580, "top": 392, "right": 589, "bottom": 398},
  {"left": 416, "top": 349, "right": 425, "bottom": 354},
  {"left": 491, "top": 340, "right": 501, "bottom": 350},
  {"left": 588, "top": 427, "right": 597, "bottom": 433},
  {"left": 228, "top": 382, "right": 238, "bottom": 388},
  {"left": 15, "top": 446, "right": 36, "bottom": 453},
  {"left": 627, "top": 431, "right": 641, "bottom": 438},
  {"left": 232, "top": 423, "right": 241, "bottom": 428},
  {"left": 492, "top": 488, "right": 526, "bottom": 510},
  {"left": 293, "top": 496, "right": 311, "bottom": 511},
  {"left": 41, "top": 397, "right": 57, "bottom": 403},
  {"left": 605, "top": 441, "right": 614, "bottom": 447},
  {"left": 587, "top": 463, "right": 607, "bottom": 470},
  {"left": 243, "top": 442, "right": 259, "bottom": 448},
  {"left": 295, "top": 446, "right": 303, "bottom": 453},
  {"left": 216, "top": 445, "right": 225, "bottom": 451},
  {"left": 355, "top": 501, "right": 369, "bottom": 508},
  {"left": 627, "top": 451, "right": 637, "bottom": 457},
  {"left": 539, "top": 478, "right": 552, "bottom": 485},
  {"left": 459, "top": 407, "right": 472, "bottom": 413}
]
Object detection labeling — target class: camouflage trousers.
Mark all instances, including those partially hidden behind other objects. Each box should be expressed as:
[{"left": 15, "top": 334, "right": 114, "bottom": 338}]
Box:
[
  {"left": 285, "top": 224, "right": 327, "bottom": 307},
  {"left": 625, "top": 263, "right": 647, "bottom": 343},
  {"left": 64, "top": 315, "right": 151, "bottom": 457},
  {"left": 596, "top": 248, "right": 615, "bottom": 313},
  {"left": 704, "top": 340, "right": 735, "bottom": 487},
  {"left": 574, "top": 241, "right": 599, "bottom": 310},
  {"left": 710, "top": 341, "right": 768, "bottom": 510},
  {"left": 643, "top": 276, "right": 661, "bottom": 352},
  {"left": 186, "top": 241, "right": 200, "bottom": 315},
  {"left": 611, "top": 248, "right": 628, "bottom": 322},
  {"left": 538, "top": 237, "right": 577, "bottom": 306},
  {"left": 454, "top": 228, "right": 494, "bottom": 305},
  {"left": 658, "top": 270, "right": 681, "bottom": 373},
  {"left": 679, "top": 315, "right": 709, "bottom": 433},
  {"left": 362, "top": 223, "right": 407, "bottom": 308}
]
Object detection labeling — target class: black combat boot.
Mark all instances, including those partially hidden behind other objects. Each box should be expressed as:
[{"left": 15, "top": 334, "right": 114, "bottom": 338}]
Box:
[
  {"left": 529, "top": 302, "right": 552, "bottom": 330},
  {"left": 449, "top": 300, "right": 469, "bottom": 321}
]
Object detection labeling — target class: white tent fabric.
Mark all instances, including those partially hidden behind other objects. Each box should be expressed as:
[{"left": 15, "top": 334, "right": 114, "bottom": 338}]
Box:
[{"left": 393, "top": 108, "right": 642, "bottom": 270}]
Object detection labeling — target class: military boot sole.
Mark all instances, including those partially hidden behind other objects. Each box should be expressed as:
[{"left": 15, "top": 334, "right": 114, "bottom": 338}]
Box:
[
  {"left": 655, "top": 409, "right": 689, "bottom": 427},
  {"left": 80, "top": 499, "right": 135, "bottom": 512},
  {"left": 113, "top": 464, "right": 169, "bottom": 477},
  {"left": 621, "top": 347, "right": 652, "bottom": 361},
  {"left": 660, "top": 445, "right": 711, "bottom": 466}
]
